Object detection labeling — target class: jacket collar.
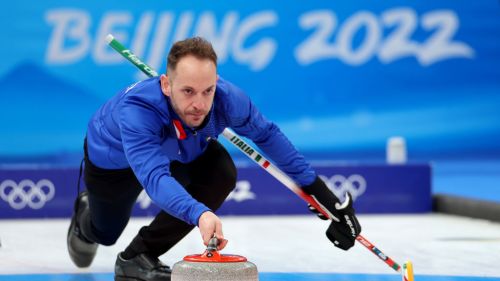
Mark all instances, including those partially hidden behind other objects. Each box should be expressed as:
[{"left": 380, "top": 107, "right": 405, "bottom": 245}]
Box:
[{"left": 165, "top": 96, "right": 214, "bottom": 140}]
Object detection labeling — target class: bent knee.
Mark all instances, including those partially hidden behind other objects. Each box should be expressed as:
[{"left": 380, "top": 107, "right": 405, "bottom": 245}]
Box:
[{"left": 98, "top": 235, "right": 120, "bottom": 246}]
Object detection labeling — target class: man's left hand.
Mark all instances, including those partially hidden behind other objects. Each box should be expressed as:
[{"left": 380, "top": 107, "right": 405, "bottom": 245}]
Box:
[
  {"left": 302, "top": 176, "right": 362, "bottom": 251},
  {"left": 324, "top": 192, "right": 361, "bottom": 250}
]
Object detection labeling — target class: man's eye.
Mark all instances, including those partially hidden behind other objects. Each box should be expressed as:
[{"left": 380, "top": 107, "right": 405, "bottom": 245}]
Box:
[{"left": 184, "top": 89, "right": 193, "bottom": 95}]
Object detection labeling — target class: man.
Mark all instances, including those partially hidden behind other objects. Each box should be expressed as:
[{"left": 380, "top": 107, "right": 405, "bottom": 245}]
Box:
[{"left": 67, "top": 37, "right": 362, "bottom": 281}]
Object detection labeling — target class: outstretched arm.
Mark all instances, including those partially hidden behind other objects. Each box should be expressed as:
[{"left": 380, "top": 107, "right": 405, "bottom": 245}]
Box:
[{"left": 119, "top": 95, "right": 210, "bottom": 226}]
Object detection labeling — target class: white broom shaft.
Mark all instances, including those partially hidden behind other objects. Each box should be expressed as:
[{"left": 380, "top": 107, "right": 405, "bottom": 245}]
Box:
[{"left": 221, "top": 128, "right": 331, "bottom": 217}]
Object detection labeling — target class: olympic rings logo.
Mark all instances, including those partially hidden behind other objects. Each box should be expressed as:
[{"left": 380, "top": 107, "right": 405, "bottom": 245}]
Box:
[
  {"left": 318, "top": 174, "right": 367, "bottom": 200},
  {"left": 0, "top": 179, "right": 55, "bottom": 210}
]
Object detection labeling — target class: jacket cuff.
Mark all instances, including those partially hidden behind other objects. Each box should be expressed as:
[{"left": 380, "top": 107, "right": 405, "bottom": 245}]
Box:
[{"left": 191, "top": 204, "right": 212, "bottom": 226}]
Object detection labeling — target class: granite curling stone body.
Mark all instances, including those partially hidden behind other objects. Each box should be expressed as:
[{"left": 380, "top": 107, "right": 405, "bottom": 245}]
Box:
[{"left": 171, "top": 237, "right": 258, "bottom": 281}]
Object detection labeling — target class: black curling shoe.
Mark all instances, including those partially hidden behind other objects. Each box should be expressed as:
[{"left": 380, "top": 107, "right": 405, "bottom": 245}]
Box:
[
  {"left": 115, "top": 252, "right": 172, "bottom": 281},
  {"left": 67, "top": 191, "right": 98, "bottom": 268}
]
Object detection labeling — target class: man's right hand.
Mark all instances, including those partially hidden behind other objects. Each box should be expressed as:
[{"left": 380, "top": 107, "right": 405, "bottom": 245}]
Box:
[{"left": 198, "top": 211, "right": 228, "bottom": 250}]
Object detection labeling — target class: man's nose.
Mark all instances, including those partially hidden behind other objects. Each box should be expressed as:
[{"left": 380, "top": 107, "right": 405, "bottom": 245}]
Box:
[{"left": 192, "top": 95, "right": 206, "bottom": 110}]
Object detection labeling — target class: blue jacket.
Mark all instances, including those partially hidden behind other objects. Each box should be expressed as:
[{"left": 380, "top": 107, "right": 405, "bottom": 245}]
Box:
[{"left": 86, "top": 76, "right": 316, "bottom": 226}]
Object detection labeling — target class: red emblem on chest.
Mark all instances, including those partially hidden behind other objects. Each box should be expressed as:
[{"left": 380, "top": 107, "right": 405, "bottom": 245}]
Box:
[{"left": 172, "top": 120, "right": 187, "bottom": 140}]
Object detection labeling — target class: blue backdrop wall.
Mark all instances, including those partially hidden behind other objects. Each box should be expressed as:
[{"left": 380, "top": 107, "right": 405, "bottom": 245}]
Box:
[{"left": 1, "top": 1, "right": 499, "bottom": 163}]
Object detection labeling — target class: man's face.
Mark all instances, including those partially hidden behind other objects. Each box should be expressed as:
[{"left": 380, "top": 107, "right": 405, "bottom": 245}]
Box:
[{"left": 160, "top": 55, "right": 217, "bottom": 128}]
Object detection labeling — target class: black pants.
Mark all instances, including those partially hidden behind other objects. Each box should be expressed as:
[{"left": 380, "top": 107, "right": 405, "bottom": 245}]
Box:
[{"left": 81, "top": 140, "right": 237, "bottom": 258}]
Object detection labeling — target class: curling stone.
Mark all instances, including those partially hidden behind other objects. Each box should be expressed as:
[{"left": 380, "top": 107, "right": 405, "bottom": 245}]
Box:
[{"left": 172, "top": 237, "right": 258, "bottom": 281}]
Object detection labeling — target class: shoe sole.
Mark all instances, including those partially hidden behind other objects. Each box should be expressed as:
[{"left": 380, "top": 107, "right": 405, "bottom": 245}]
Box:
[
  {"left": 115, "top": 274, "right": 171, "bottom": 281},
  {"left": 115, "top": 276, "right": 145, "bottom": 281}
]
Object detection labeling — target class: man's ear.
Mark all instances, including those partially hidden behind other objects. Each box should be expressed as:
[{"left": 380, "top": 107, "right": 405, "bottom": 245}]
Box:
[{"left": 160, "top": 74, "right": 170, "bottom": 97}]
